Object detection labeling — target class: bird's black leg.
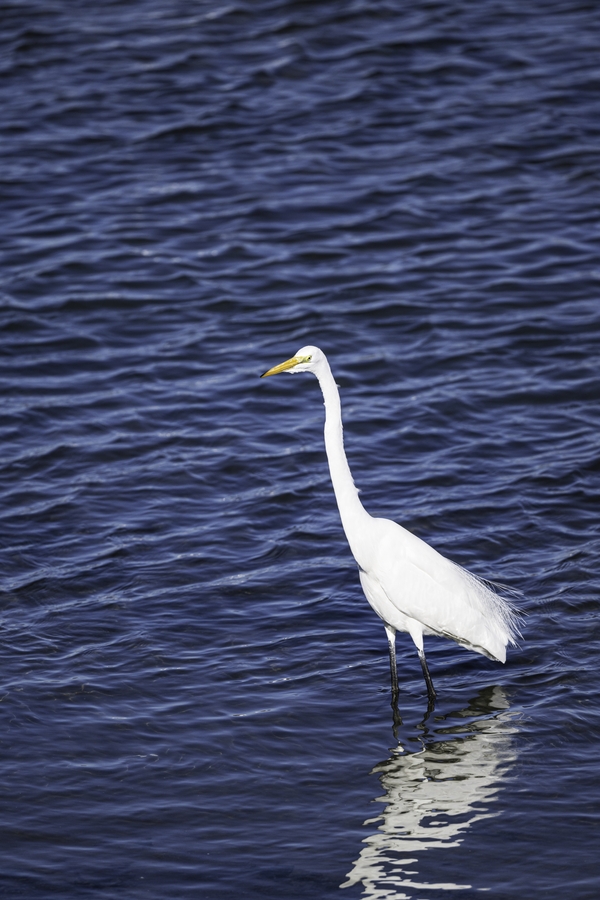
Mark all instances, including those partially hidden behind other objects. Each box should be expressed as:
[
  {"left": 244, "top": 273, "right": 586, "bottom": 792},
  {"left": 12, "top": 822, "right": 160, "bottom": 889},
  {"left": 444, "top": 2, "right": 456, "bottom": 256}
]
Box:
[
  {"left": 383, "top": 625, "right": 403, "bottom": 729},
  {"left": 418, "top": 648, "right": 436, "bottom": 710},
  {"left": 385, "top": 625, "right": 399, "bottom": 702}
]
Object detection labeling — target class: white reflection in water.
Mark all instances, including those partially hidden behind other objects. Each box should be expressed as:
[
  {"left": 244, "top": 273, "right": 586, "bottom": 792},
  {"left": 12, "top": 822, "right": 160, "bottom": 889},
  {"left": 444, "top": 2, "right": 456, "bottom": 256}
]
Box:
[{"left": 341, "top": 686, "right": 518, "bottom": 898}]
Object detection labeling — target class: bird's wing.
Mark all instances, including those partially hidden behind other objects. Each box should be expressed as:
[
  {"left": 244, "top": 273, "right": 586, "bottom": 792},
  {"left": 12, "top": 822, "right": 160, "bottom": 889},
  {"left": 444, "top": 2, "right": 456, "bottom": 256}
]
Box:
[{"left": 364, "top": 518, "right": 509, "bottom": 659}]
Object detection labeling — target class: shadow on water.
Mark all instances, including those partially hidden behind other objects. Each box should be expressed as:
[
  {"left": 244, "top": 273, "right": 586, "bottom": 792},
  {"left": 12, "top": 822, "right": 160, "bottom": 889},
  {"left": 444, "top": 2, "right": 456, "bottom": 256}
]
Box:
[{"left": 341, "top": 686, "right": 518, "bottom": 897}]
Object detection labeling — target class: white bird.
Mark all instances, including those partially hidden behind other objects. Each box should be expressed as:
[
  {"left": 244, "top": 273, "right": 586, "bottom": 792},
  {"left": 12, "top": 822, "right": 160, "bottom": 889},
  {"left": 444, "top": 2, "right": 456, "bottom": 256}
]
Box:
[{"left": 261, "top": 345, "right": 520, "bottom": 707}]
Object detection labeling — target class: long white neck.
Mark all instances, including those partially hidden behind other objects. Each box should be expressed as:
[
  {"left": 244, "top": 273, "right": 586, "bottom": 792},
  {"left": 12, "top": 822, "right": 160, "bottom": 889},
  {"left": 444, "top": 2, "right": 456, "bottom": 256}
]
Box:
[{"left": 315, "top": 359, "right": 371, "bottom": 559}]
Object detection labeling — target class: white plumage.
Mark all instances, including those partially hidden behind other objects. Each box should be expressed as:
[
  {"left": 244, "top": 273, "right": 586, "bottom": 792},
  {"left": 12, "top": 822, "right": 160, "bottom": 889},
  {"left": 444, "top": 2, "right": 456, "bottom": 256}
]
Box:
[{"left": 262, "top": 345, "right": 520, "bottom": 706}]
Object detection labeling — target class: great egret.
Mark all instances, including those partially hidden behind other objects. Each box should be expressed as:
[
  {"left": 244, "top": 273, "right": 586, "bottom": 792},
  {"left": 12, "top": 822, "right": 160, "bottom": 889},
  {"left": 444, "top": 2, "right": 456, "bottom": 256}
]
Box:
[{"left": 261, "top": 346, "right": 520, "bottom": 707}]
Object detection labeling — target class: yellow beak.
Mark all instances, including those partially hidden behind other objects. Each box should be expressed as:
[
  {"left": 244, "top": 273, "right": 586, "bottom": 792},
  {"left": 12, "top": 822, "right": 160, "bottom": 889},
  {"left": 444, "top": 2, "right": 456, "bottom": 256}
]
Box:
[{"left": 261, "top": 355, "right": 306, "bottom": 377}]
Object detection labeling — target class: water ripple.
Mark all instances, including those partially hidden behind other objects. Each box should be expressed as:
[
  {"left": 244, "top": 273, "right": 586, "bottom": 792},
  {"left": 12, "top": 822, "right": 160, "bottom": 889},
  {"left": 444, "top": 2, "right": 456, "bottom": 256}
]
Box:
[{"left": 2, "top": 1, "right": 600, "bottom": 897}]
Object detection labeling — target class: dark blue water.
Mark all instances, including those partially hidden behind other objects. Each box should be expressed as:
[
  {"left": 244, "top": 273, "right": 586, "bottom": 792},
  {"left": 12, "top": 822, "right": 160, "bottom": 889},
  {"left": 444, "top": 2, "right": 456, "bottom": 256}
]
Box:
[{"left": 2, "top": 1, "right": 600, "bottom": 897}]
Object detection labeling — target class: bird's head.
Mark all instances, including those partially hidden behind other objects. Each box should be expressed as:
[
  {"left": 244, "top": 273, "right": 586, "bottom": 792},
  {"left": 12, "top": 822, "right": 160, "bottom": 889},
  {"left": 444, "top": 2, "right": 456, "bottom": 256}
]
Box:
[{"left": 261, "top": 345, "right": 324, "bottom": 378}]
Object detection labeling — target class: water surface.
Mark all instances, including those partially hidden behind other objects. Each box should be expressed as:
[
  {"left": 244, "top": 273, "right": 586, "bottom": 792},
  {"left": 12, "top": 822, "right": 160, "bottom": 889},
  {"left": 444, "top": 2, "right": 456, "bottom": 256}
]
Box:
[{"left": 1, "top": 1, "right": 600, "bottom": 897}]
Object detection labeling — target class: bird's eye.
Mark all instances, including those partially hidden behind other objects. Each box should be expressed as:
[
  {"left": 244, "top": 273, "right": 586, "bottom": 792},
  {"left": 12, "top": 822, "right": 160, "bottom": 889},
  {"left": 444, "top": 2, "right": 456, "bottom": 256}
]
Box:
[{"left": 305, "top": 355, "right": 312, "bottom": 361}]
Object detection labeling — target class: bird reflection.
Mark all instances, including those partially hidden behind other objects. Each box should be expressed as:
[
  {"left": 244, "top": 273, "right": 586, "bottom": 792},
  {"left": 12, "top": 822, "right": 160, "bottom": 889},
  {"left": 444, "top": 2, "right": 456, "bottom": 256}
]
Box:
[{"left": 341, "top": 686, "right": 517, "bottom": 897}]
